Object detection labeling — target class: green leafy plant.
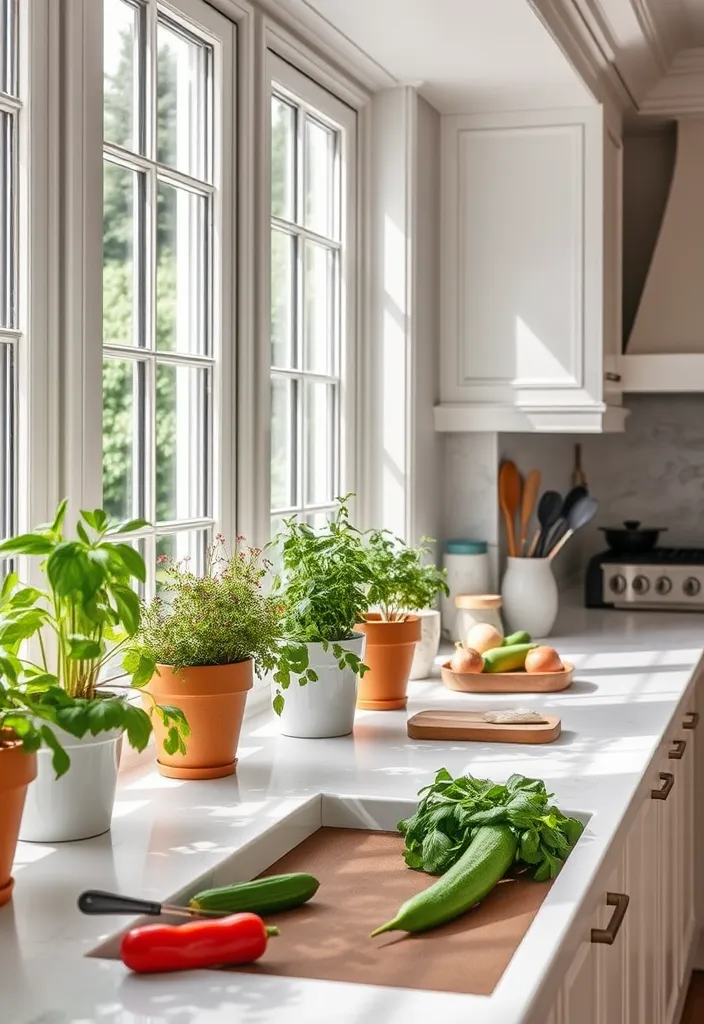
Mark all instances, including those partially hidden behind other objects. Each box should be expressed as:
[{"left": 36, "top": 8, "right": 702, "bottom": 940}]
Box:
[
  {"left": 364, "top": 532, "right": 449, "bottom": 622},
  {"left": 398, "top": 768, "right": 584, "bottom": 882},
  {"left": 270, "top": 496, "right": 371, "bottom": 715},
  {"left": 130, "top": 536, "right": 308, "bottom": 723},
  {"left": 0, "top": 680, "right": 72, "bottom": 777},
  {"left": 0, "top": 501, "right": 187, "bottom": 764}
]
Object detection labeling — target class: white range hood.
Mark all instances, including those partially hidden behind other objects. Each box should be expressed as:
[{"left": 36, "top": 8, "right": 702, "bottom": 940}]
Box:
[{"left": 628, "top": 119, "right": 704, "bottom": 355}]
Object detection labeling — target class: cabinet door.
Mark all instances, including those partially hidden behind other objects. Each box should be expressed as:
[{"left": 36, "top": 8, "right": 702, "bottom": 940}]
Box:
[
  {"left": 678, "top": 712, "right": 696, "bottom": 980},
  {"left": 602, "top": 125, "right": 623, "bottom": 386},
  {"left": 596, "top": 860, "right": 628, "bottom": 1024},
  {"left": 653, "top": 759, "right": 678, "bottom": 1024},
  {"left": 561, "top": 934, "right": 597, "bottom": 1024},
  {"left": 624, "top": 793, "right": 661, "bottom": 1024}
]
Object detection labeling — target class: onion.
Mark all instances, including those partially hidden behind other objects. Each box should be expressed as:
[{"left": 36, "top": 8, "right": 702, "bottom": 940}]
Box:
[
  {"left": 464, "top": 622, "right": 503, "bottom": 654},
  {"left": 525, "top": 646, "right": 564, "bottom": 674},
  {"left": 449, "top": 643, "right": 484, "bottom": 674}
]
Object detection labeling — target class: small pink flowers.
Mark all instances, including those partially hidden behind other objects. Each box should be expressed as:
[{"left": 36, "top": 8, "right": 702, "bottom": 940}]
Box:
[
  {"left": 216, "top": 532, "right": 225, "bottom": 542},
  {"left": 236, "top": 534, "right": 245, "bottom": 542},
  {"left": 156, "top": 554, "right": 169, "bottom": 564}
]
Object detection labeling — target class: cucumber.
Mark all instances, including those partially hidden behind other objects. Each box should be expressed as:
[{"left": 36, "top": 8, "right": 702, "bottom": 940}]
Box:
[
  {"left": 189, "top": 872, "right": 319, "bottom": 915},
  {"left": 371, "top": 824, "right": 517, "bottom": 935},
  {"left": 503, "top": 630, "right": 531, "bottom": 646},
  {"left": 482, "top": 642, "right": 536, "bottom": 673}
]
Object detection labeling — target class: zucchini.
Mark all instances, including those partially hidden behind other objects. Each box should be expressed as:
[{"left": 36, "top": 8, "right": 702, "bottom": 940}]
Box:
[
  {"left": 482, "top": 642, "right": 536, "bottom": 673},
  {"left": 189, "top": 872, "right": 319, "bottom": 915},
  {"left": 503, "top": 630, "right": 531, "bottom": 646},
  {"left": 371, "top": 824, "right": 517, "bottom": 935}
]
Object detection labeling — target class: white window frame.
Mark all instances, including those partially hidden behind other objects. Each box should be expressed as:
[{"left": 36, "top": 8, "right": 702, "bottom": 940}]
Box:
[
  {"left": 265, "top": 51, "right": 357, "bottom": 540},
  {"left": 64, "top": 0, "right": 235, "bottom": 599}
]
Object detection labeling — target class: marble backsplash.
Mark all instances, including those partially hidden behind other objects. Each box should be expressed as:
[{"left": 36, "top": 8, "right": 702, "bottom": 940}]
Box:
[{"left": 443, "top": 395, "right": 704, "bottom": 587}]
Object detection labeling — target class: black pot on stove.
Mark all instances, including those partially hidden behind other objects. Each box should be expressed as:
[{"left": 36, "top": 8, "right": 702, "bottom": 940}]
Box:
[{"left": 599, "top": 520, "right": 667, "bottom": 555}]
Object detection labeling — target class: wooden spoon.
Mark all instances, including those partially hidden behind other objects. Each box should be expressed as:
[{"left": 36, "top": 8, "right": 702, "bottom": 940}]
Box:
[
  {"left": 548, "top": 495, "right": 599, "bottom": 560},
  {"left": 519, "top": 469, "right": 542, "bottom": 555},
  {"left": 499, "top": 461, "right": 522, "bottom": 557},
  {"left": 529, "top": 490, "right": 562, "bottom": 557}
]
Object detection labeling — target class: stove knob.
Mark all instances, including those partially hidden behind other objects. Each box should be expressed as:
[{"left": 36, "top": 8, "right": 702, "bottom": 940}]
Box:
[
  {"left": 633, "top": 575, "right": 650, "bottom": 595},
  {"left": 655, "top": 576, "right": 673, "bottom": 596},
  {"left": 609, "top": 574, "right": 627, "bottom": 595},
  {"left": 684, "top": 577, "right": 702, "bottom": 598}
]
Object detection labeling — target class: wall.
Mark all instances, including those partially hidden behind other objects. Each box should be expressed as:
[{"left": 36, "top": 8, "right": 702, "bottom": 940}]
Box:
[{"left": 622, "top": 126, "right": 676, "bottom": 347}]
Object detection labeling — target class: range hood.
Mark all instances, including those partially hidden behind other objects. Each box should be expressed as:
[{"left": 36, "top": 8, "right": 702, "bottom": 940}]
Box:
[{"left": 628, "top": 119, "right": 704, "bottom": 355}]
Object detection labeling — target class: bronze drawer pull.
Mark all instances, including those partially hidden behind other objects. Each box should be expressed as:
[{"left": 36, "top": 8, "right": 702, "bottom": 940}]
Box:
[
  {"left": 669, "top": 740, "right": 687, "bottom": 759},
  {"left": 591, "top": 892, "right": 629, "bottom": 944},
  {"left": 604, "top": 371, "right": 622, "bottom": 382},
  {"left": 683, "top": 711, "right": 699, "bottom": 730},
  {"left": 651, "top": 772, "right": 675, "bottom": 800}
]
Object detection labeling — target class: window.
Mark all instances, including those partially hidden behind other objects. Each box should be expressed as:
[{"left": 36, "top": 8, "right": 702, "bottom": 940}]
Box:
[
  {"left": 0, "top": 0, "right": 18, "bottom": 544},
  {"left": 269, "top": 54, "right": 357, "bottom": 537},
  {"left": 102, "top": 0, "right": 234, "bottom": 593}
]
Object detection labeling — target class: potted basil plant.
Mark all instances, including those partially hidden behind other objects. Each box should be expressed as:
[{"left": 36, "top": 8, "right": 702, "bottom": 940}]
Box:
[
  {"left": 357, "top": 532, "right": 449, "bottom": 709},
  {"left": 0, "top": 501, "right": 187, "bottom": 842},
  {"left": 129, "top": 535, "right": 307, "bottom": 778},
  {"left": 270, "top": 496, "right": 371, "bottom": 738}
]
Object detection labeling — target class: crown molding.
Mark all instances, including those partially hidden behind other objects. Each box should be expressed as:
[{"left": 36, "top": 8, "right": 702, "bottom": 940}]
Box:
[{"left": 641, "top": 46, "right": 704, "bottom": 113}]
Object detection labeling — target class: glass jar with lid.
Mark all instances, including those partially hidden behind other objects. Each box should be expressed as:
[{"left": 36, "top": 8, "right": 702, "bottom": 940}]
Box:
[{"left": 454, "top": 594, "right": 504, "bottom": 645}]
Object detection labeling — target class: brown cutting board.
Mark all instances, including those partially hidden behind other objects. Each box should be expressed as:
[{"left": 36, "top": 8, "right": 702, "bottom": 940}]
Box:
[
  {"left": 226, "top": 827, "right": 553, "bottom": 995},
  {"left": 441, "top": 660, "right": 574, "bottom": 693},
  {"left": 407, "top": 709, "right": 561, "bottom": 744}
]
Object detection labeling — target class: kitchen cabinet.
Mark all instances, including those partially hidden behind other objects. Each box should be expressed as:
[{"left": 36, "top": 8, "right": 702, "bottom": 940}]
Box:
[
  {"left": 435, "top": 105, "right": 628, "bottom": 434},
  {"left": 551, "top": 693, "right": 697, "bottom": 1024}
]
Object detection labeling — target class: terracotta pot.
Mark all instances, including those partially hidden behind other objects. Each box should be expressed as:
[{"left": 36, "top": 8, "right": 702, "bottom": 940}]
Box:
[
  {"left": 355, "top": 614, "right": 421, "bottom": 710},
  {"left": 0, "top": 735, "right": 37, "bottom": 906},
  {"left": 144, "top": 661, "right": 253, "bottom": 780}
]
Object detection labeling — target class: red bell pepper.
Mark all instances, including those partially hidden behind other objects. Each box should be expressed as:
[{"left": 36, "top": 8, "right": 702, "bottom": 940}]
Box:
[{"left": 120, "top": 912, "right": 278, "bottom": 974}]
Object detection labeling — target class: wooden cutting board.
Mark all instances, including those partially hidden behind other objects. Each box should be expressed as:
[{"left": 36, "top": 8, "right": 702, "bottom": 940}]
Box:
[
  {"left": 441, "top": 660, "right": 574, "bottom": 693},
  {"left": 407, "top": 709, "right": 561, "bottom": 744}
]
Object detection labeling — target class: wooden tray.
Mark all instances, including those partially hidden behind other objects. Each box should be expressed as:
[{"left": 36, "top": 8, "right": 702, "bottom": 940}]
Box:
[
  {"left": 228, "top": 827, "right": 553, "bottom": 995},
  {"left": 441, "top": 660, "right": 574, "bottom": 693},
  {"left": 407, "top": 709, "right": 561, "bottom": 744}
]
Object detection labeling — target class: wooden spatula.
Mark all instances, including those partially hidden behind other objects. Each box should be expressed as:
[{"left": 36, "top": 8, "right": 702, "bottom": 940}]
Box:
[
  {"left": 499, "top": 461, "right": 522, "bottom": 557},
  {"left": 519, "top": 469, "right": 541, "bottom": 555}
]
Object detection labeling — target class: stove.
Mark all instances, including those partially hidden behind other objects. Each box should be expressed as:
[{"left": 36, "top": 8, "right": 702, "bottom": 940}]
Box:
[{"left": 585, "top": 548, "right": 704, "bottom": 610}]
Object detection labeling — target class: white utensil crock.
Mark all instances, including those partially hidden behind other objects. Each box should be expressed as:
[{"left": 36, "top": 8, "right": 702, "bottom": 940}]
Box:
[
  {"left": 19, "top": 726, "right": 123, "bottom": 843},
  {"left": 409, "top": 609, "right": 442, "bottom": 680},
  {"left": 277, "top": 634, "right": 365, "bottom": 739},
  {"left": 501, "top": 557, "right": 559, "bottom": 638}
]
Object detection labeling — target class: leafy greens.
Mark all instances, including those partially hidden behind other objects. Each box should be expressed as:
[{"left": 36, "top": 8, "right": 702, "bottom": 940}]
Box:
[{"left": 398, "top": 768, "right": 584, "bottom": 882}]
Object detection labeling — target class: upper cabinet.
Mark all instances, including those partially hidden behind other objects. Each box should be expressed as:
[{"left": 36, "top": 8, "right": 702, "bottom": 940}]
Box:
[{"left": 435, "top": 106, "right": 628, "bottom": 433}]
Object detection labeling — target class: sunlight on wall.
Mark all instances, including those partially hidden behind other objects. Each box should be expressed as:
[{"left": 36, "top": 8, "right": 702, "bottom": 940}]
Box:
[
  {"left": 515, "top": 315, "right": 572, "bottom": 382},
  {"left": 382, "top": 214, "right": 408, "bottom": 539}
]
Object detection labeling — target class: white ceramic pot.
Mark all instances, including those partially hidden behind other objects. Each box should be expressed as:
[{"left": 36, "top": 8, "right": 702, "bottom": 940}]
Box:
[
  {"left": 501, "top": 557, "right": 559, "bottom": 639},
  {"left": 277, "top": 634, "right": 365, "bottom": 739},
  {"left": 19, "top": 726, "right": 123, "bottom": 843},
  {"left": 409, "top": 609, "right": 442, "bottom": 680}
]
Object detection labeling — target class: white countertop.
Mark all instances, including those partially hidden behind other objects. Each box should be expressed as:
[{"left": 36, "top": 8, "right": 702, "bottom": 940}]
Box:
[{"left": 3, "top": 602, "right": 703, "bottom": 1024}]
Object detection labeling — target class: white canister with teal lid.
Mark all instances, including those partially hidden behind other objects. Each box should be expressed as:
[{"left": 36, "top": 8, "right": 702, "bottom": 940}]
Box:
[{"left": 442, "top": 539, "right": 491, "bottom": 639}]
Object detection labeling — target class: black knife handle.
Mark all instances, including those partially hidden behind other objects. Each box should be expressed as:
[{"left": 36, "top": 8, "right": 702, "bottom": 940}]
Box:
[{"left": 78, "top": 889, "right": 163, "bottom": 917}]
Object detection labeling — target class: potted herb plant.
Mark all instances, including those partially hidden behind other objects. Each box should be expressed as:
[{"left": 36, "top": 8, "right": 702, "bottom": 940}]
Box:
[
  {"left": 130, "top": 536, "right": 302, "bottom": 779},
  {"left": 0, "top": 681, "right": 69, "bottom": 905},
  {"left": 270, "top": 496, "right": 371, "bottom": 738},
  {"left": 357, "top": 532, "right": 448, "bottom": 710},
  {"left": 0, "top": 501, "right": 183, "bottom": 843}
]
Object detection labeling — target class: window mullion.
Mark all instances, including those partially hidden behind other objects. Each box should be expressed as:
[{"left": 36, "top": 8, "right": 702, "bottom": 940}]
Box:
[{"left": 144, "top": 0, "right": 158, "bottom": 583}]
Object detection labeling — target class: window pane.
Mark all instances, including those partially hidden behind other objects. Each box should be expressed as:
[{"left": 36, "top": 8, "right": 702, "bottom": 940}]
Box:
[
  {"left": 304, "top": 241, "right": 334, "bottom": 375},
  {"left": 103, "top": 161, "right": 142, "bottom": 347},
  {"left": 1, "top": 0, "right": 17, "bottom": 97},
  {"left": 0, "top": 111, "right": 15, "bottom": 329},
  {"left": 103, "top": 358, "right": 143, "bottom": 521},
  {"left": 157, "top": 529, "right": 208, "bottom": 577},
  {"left": 103, "top": 0, "right": 141, "bottom": 152},
  {"left": 305, "top": 381, "right": 334, "bottom": 505},
  {"left": 271, "top": 97, "right": 295, "bottom": 222},
  {"left": 157, "top": 19, "right": 210, "bottom": 180},
  {"left": 0, "top": 343, "right": 14, "bottom": 541},
  {"left": 157, "top": 181, "right": 208, "bottom": 355},
  {"left": 305, "top": 509, "right": 334, "bottom": 531},
  {"left": 156, "top": 362, "right": 209, "bottom": 522},
  {"left": 305, "top": 118, "right": 335, "bottom": 237},
  {"left": 271, "top": 376, "right": 294, "bottom": 510},
  {"left": 271, "top": 229, "right": 294, "bottom": 369}
]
